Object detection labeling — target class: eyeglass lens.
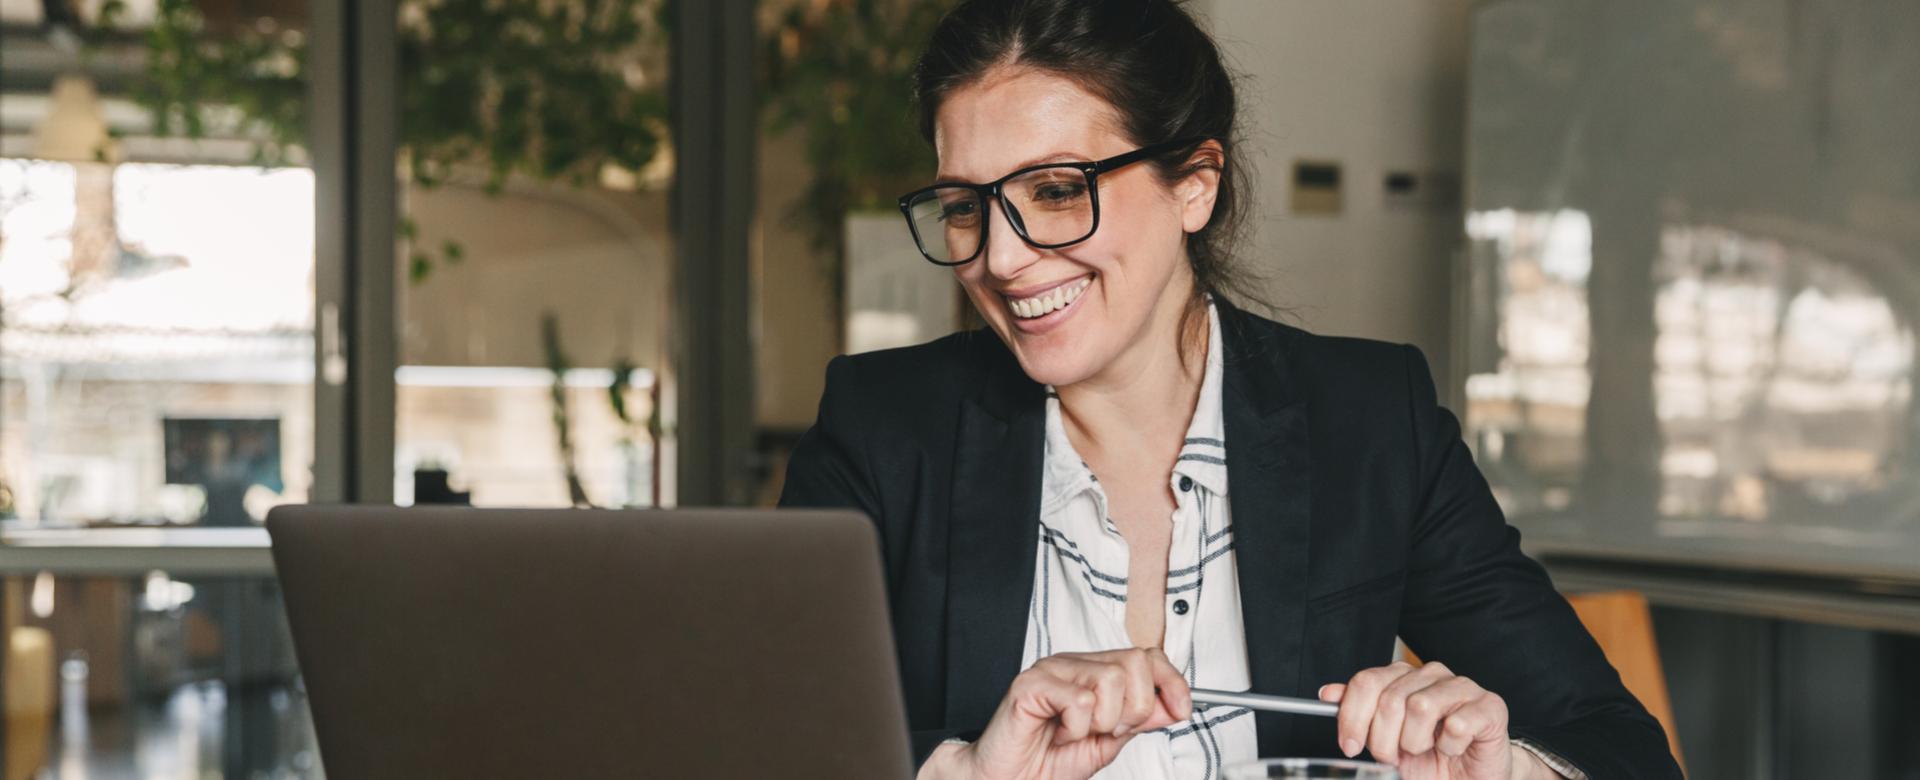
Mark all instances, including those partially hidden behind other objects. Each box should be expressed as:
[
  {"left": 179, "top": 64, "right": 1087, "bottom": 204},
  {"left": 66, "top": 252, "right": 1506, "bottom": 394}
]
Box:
[{"left": 905, "top": 166, "right": 1095, "bottom": 264}]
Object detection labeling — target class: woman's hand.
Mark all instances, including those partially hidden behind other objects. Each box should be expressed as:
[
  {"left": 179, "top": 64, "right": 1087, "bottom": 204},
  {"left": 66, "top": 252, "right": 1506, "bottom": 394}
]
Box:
[
  {"left": 1319, "top": 661, "right": 1543, "bottom": 780},
  {"left": 922, "top": 648, "right": 1193, "bottom": 780}
]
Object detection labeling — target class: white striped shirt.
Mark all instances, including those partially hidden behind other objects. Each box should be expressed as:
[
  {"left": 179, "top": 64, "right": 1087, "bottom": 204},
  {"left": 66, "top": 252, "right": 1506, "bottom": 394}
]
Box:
[
  {"left": 1013, "top": 302, "right": 1587, "bottom": 779},
  {"left": 1021, "top": 303, "right": 1258, "bottom": 779}
]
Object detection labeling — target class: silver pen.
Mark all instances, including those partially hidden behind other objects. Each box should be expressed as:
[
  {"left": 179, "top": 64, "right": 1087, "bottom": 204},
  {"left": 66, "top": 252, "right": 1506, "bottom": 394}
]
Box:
[{"left": 1189, "top": 688, "right": 1341, "bottom": 717}]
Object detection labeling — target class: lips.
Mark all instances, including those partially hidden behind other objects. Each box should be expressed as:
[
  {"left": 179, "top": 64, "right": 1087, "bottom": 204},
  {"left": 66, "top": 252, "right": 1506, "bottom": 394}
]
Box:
[{"left": 1004, "top": 275, "right": 1093, "bottom": 319}]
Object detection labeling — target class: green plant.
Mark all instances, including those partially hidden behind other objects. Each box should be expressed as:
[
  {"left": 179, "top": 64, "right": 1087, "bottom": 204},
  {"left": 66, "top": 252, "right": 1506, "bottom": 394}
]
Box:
[
  {"left": 136, "top": 0, "right": 672, "bottom": 281},
  {"left": 760, "top": 0, "right": 952, "bottom": 271},
  {"left": 541, "top": 312, "right": 593, "bottom": 508}
]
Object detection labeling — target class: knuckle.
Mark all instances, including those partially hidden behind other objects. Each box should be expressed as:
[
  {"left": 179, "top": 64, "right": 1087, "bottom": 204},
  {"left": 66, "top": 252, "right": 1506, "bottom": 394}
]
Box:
[
  {"left": 1422, "top": 660, "right": 1450, "bottom": 676},
  {"left": 1406, "top": 693, "right": 1436, "bottom": 716}
]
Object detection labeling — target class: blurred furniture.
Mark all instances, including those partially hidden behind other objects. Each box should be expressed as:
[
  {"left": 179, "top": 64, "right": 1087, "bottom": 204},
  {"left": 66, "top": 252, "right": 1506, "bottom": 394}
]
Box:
[
  {"left": 0, "top": 526, "right": 286, "bottom": 776},
  {"left": 1405, "top": 589, "right": 1685, "bottom": 772},
  {"left": 1563, "top": 591, "right": 1684, "bottom": 772},
  {"left": 0, "top": 527, "right": 275, "bottom": 577},
  {"left": 5, "top": 626, "right": 54, "bottom": 780}
]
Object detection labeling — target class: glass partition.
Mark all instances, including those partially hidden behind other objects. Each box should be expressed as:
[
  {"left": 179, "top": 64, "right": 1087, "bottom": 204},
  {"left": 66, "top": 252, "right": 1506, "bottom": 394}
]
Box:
[{"left": 1465, "top": 0, "right": 1920, "bottom": 579}]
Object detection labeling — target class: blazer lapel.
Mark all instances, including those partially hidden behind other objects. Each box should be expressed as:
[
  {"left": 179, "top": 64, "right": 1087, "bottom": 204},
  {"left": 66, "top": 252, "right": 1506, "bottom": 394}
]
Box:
[
  {"left": 1219, "top": 301, "right": 1315, "bottom": 756},
  {"left": 944, "top": 336, "right": 1046, "bottom": 730}
]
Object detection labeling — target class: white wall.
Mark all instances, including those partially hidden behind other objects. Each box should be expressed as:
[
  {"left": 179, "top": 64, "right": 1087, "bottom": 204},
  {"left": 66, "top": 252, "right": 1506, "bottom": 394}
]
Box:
[
  {"left": 1196, "top": 0, "right": 1469, "bottom": 391},
  {"left": 754, "top": 131, "right": 843, "bottom": 431},
  {"left": 401, "top": 181, "right": 670, "bottom": 372}
]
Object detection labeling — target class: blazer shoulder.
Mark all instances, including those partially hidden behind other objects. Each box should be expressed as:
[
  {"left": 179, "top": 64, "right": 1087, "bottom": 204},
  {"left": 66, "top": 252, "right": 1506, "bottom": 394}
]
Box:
[
  {"left": 1225, "top": 306, "right": 1424, "bottom": 401},
  {"left": 1298, "top": 332, "right": 1427, "bottom": 392},
  {"left": 820, "top": 328, "right": 1004, "bottom": 422}
]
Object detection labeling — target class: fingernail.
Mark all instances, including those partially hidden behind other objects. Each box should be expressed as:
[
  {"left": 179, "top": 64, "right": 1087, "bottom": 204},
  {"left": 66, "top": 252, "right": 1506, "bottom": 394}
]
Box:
[
  {"left": 1317, "top": 685, "right": 1329, "bottom": 699},
  {"left": 1341, "top": 739, "right": 1360, "bottom": 758}
]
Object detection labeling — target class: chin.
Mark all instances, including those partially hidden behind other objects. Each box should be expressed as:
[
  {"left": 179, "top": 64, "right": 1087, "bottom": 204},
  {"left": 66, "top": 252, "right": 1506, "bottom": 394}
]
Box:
[{"left": 1008, "top": 341, "right": 1102, "bottom": 388}]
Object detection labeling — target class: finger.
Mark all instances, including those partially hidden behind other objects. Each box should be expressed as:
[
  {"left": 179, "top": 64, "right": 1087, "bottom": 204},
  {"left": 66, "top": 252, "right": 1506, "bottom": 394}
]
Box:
[
  {"left": 1012, "top": 673, "right": 1096, "bottom": 745},
  {"left": 1089, "top": 667, "right": 1126, "bottom": 736},
  {"left": 1438, "top": 692, "right": 1508, "bottom": 759},
  {"left": 1318, "top": 683, "right": 1346, "bottom": 703},
  {"left": 1337, "top": 662, "right": 1416, "bottom": 759},
  {"left": 1055, "top": 685, "right": 1096, "bottom": 745},
  {"left": 1434, "top": 707, "right": 1477, "bottom": 757},
  {"left": 1399, "top": 676, "right": 1481, "bottom": 758},
  {"left": 1117, "top": 650, "right": 1158, "bottom": 734},
  {"left": 1369, "top": 661, "right": 1450, "bottom": 764},
  {"left": 1144, "top": 647, "right": 1192, "bottom": 723}
]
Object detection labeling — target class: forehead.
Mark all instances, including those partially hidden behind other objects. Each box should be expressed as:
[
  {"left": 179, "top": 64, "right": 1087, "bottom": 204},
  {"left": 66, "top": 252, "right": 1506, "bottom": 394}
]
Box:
[{"left": 932, "top": 67, "right": 1132, "bottom": 182}]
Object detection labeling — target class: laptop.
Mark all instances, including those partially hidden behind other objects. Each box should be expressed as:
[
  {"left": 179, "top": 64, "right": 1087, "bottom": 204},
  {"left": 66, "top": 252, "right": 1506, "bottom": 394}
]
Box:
[{"left": 267, "top": 505, "right": 914, "bottom": 779}]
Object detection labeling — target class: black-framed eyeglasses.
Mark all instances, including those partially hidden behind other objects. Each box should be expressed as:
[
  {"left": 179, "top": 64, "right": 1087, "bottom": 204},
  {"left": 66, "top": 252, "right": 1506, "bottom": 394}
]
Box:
[{"left": 897, "top": 137, "right": 1212, "bottom": 266}]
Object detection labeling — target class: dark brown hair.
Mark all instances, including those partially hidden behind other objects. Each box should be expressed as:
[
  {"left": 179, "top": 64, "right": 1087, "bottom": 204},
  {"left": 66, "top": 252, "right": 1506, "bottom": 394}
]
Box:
[{"left": 913, "top": 0, "right": 1265, "bottom": 326}]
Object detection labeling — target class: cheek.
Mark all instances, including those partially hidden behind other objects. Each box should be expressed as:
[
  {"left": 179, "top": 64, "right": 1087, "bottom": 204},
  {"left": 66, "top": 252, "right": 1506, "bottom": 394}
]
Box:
[
  {"left": 953, "top": 265, "right": 989, "bottom": 299},
  {"left": 953, "top": 266, "right": 1004, "bottom": 318},
  {"left": 1081, "top": 190, "right": 1187, "bottom": 283}
]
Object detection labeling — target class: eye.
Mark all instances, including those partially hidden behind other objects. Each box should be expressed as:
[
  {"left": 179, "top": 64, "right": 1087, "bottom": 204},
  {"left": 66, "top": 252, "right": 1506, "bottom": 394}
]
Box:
[
  {"left": 1031, "top": 181, "right": 1087, "bottom": 206},
  {"left": 941, "top": 200, "right": 980, "bottom": 224}
]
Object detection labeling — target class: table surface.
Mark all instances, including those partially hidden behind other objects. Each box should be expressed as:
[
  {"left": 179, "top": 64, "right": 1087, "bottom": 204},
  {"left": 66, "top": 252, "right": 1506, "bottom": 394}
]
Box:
[{"left": 0, "top": 525, "right": 275, "bottom": 576}]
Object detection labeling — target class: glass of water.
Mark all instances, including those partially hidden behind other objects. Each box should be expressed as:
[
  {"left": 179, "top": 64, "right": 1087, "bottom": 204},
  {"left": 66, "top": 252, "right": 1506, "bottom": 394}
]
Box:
[{"left": 1222, "top": 758, "right": 1399, "bottom": 779}]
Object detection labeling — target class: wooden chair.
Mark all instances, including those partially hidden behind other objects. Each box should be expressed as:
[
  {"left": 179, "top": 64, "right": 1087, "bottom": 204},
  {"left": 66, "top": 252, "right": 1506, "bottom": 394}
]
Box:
[{"left": 1404, "top": 590, "right": 1686, "bottom": 774}]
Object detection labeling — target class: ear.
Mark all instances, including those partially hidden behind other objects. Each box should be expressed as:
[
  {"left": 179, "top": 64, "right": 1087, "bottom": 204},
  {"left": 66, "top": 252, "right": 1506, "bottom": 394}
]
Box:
[{"left": 1176, "top": 140, "right": 1226, "bottom": 233}]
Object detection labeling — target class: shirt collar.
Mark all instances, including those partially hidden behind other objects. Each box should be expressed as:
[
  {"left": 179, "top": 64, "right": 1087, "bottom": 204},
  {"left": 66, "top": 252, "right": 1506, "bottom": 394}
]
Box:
[
  {"left": 1040, "top": 302, "right": 1230, "bottom": 507},
  {"left": 1172, "top": 302, "right": 1229, "bottom": 497},
  {"left": 1041, "top": 389, "right": 1100, "bottom": 514}
]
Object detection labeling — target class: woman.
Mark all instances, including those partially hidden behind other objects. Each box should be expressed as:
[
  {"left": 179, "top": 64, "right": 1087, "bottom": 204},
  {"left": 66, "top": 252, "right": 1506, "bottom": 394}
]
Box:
[{"left": 781, "top": 1, "right": 1680, "bottom": 778}]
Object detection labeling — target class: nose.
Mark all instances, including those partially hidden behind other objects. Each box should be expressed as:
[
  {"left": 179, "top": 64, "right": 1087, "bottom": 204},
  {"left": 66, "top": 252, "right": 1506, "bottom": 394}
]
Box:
[{"left": 981, "top": 197, "right": 1040, "bottom": 281}]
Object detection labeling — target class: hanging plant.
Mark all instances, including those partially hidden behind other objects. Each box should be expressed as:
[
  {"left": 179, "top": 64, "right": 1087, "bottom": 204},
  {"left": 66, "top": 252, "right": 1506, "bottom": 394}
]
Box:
[
  {"left": 136, "top": 0, "right": 672, "bottom": 281},
  {"left": 759, "top": 0, "right": 953, "bottom": 279}
]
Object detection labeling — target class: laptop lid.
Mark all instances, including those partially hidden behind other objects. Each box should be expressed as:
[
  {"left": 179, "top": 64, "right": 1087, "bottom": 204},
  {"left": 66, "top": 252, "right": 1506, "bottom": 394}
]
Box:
[{"left": 268, "top": 505, "right": 913, "bottom": 779}]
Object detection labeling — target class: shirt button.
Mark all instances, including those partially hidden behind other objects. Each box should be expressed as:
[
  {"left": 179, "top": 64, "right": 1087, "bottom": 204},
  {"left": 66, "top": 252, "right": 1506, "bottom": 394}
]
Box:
[
  {"left": 1178, "top": 476, "right": 1194, "bottom": 492},
  {"left": 1172, "top": 599, "right": 1190, "bottom": 615}
]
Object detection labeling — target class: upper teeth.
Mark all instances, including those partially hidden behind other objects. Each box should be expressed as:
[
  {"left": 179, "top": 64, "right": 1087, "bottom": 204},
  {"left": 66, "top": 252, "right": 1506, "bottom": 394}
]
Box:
[{"left": 1008, "top": 278, "right": 1092, "bottom": 319}]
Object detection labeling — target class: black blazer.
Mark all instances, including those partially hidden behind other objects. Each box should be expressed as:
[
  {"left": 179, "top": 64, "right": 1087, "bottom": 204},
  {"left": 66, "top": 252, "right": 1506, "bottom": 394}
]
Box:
[{"left": 779, "top": 298, "right": 1680, "bottom": 778}]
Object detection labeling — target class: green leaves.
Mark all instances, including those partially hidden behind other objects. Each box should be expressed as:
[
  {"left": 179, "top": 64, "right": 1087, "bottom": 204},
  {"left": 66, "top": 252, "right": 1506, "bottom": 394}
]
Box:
[
  {"left": 138, "top": 0, "right": 672, "bottom": 283},
  {"left": 759, "top": 0, "right": 951, "bottom": 263}
]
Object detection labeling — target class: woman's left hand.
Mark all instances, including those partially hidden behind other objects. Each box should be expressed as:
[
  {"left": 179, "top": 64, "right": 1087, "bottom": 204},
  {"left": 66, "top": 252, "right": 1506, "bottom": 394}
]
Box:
[{"left": 1318, "top": 661, "right": 1547, "bottom": 780}]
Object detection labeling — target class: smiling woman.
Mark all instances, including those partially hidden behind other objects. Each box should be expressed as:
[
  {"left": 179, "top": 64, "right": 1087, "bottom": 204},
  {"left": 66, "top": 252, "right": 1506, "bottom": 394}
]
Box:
[{"left": 780, "top": 2, "right": 1683, "bottom": 780}]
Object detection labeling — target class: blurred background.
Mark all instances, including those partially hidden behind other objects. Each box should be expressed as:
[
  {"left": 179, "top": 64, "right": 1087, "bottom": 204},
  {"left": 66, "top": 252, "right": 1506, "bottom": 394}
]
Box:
[{"left": 1, "top": 0, "right": 1917, "bottom": 777}]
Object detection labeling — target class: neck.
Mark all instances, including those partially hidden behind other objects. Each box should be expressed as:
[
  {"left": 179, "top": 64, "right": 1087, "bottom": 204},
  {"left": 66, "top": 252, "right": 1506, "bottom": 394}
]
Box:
[{"left": 1055, "top": 281, "right": 1207, "bottom": 466}]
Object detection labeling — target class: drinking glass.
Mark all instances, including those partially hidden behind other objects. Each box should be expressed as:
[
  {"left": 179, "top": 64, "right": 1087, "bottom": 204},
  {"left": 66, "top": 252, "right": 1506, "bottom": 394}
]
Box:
[{"left": 1221, "top": 758, "right": 1399, "bottom": 779}]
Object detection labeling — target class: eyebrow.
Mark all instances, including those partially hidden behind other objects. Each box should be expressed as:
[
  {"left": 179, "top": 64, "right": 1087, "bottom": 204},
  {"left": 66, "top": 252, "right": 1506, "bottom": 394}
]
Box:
[{"left": 934, "top": 151, "right": 1089, "bottom": 185}]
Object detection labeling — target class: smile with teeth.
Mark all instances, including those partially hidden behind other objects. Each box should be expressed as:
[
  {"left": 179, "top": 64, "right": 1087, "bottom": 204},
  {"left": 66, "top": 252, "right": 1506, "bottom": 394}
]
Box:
[{"left": 1006, "top": 277, "right": 1093, "bottom": 319}]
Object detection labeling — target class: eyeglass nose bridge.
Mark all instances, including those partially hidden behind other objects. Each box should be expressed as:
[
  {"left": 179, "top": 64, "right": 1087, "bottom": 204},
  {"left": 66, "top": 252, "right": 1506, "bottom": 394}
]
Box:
[{"left": 988, "top": 184, "right": 1033, "bottom": 239}]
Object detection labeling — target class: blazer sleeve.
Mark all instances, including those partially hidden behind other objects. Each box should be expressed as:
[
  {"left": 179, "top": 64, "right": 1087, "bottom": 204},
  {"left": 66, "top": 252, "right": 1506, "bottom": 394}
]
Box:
[
  {"left": 1394, "top": 345, "right": 1681, "bottom": 779},
  {"left": 779, "top": 355, "right": 882, "bottom": 520},
  {"left": 776, "top": 356, "right": 973, "bottom": 767}
]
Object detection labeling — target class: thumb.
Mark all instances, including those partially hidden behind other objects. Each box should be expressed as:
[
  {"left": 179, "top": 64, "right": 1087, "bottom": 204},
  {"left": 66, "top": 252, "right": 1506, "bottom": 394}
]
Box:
[{"left": 1318, "top": 683, "right": 1347, "bottom": 703}]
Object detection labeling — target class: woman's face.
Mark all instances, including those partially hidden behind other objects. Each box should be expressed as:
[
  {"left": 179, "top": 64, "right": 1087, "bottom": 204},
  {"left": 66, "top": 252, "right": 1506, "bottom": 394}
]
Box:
[{"left": 933, "top": 67, "right": 1219, "bottom": 389}]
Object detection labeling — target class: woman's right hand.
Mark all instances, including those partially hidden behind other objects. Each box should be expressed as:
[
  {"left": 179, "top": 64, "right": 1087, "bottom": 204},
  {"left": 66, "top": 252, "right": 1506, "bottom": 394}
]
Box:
[{"left": 921, "top": 648, "right": 1193, "bottom": 780}]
